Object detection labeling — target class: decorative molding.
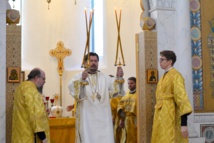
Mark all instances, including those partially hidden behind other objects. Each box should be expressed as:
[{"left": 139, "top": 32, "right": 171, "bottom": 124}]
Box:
[
  {"left": 194, "top": 113, "right": 214, "bottom": 123},
  {"left": 149, "top": 0, "right": 175, "bottom": 10},
  {"left": 190, "top": 0, "right": 204, "bottom": 110}
]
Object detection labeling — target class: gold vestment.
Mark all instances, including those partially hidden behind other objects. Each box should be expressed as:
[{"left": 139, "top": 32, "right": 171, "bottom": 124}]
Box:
[
  {"left": 117, "top": 91, "right": 137, "bottom": 143},
  {"left": 111, "top": 96, "right": 123, "bottom": 143},
  {"left": 151, "top": 68, "right": 192, "bottom": 143},
  {"left": 11, "top": 81, "right": 50, "bottom": 143},
  {"left": 68, "top": 72, "right": 124, "bottom": 143}
]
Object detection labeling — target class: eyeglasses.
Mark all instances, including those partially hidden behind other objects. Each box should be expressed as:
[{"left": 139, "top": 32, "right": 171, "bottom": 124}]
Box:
[{"left": 159, "top": 58, "right": 168, "bottom": 62}]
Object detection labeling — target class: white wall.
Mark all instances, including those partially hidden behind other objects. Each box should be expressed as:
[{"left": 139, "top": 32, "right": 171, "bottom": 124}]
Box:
[{"left": 22, "top": 0, "right": 141, "bottom": 117}]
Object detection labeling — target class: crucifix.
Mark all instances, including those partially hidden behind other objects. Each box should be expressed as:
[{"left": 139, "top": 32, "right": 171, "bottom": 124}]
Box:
[{"left": 49, "top": 41, "right": 72, "bottom": 106}]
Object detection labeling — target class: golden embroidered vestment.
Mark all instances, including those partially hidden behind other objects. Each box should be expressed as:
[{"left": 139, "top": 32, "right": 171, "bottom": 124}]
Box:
[
  {"left": 151, "top": 68, "right": 192, "bottom": 143},
  {"left": 11, "top": 81, "right": 50, "bottom": 143},
  {"left": 117, "top": 91, "right": 137, "bottom": 143}
]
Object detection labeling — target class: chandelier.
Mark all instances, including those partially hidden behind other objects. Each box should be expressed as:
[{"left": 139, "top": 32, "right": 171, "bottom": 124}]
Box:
[{"left": 47, "top": 0, "right": 51, "bottom": 10}]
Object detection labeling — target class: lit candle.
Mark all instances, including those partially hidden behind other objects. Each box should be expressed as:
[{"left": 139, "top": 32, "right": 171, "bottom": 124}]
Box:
[
  {"left": 85, "top": 8, "right": 88, "bottom": 32},
  {"left": 115, "top": 8, "right": 119, "bottom": 28}
]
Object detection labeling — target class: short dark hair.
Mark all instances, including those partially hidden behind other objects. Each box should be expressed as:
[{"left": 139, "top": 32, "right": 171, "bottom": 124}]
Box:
[
  {"left": 27, "top": 69, "right": 41, "bottom": 80},
  {"left": 128, "top": 77, "right": 136, "bottom": 83},
  {"left": 160, "top": 50, "right": 176, "bottom": 66},
  {"left": 84, "top": 52, "right": 99, "bottom": 61}
]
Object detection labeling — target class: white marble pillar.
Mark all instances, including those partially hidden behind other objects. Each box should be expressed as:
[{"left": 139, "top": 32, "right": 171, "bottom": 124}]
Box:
[
  {"left": 149, "top": 0, "right": 204, "bottom": 142},
  {"left": 0, "top": 0, "right": 6, "bottom": 143},
  {"left": 174, "top": 0, "right": 199, "bottom": 139},
  {"left": 149, "top": 0, "right": 176, "bottom": 76}
]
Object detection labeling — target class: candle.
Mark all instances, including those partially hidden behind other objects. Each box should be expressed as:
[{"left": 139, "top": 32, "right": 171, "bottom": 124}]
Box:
[
  {"left": 115, "top": 8, "right": 119, "bottom": 28},
  {"left": 120, "top": 8, "right": 122, "bottom": 22},
  {"left": 85, "top": 8, "right": 88, "bottom": 32},
  {"left": 89, "top": 10, "right": 92, "bottom": 30},
  {"left": 114, "top": 8, "right": 117, "bottom": 16}
]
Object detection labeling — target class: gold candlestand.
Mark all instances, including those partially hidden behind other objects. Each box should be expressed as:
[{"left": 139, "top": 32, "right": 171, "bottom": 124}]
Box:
[
  {"left": 114, "top": 8, "right": 125, "bottom": 87},
  {"left": 81, "top": 9, "right": 94, "bottom": 69},
  {"left": 114, "top": 8, "right": 125, "bottom": 67},
  {"left": 80, "top": 9, "right": 94, "bottom": 86}
]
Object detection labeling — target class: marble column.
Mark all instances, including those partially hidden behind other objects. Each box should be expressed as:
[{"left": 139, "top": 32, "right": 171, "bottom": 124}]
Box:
[
  {"left": 149, "top": 0, "right": 176, "bottom": 76},
  {"left": 149, "top": 0, "right": 204, "bottom": 142},
  {"left": 0, "top": 0, "right": 6, "bottom": 143},
  {"left": 174, "top": 0, "right": 198, "bottom": 138}
]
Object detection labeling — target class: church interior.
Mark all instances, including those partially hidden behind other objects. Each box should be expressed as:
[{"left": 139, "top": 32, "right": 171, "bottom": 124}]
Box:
[{"left": 1, "top": 0, "right": 214, "bottom": 143}]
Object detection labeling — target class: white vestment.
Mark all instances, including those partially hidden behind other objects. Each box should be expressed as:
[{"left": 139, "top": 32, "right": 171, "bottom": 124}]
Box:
[{"left": 68, "top": 71, "right": 123, "bottom": 143}]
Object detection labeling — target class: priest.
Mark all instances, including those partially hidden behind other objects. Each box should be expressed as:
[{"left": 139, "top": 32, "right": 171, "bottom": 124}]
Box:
[
  {"left": 68, "top": 52, "right": 125, "bottom": 143},
  {"left": 117, "top": 77, "right": 137, "bottom": 143},
  {"left": 11, "top": 68, "right": 50, "bottom": 143}
]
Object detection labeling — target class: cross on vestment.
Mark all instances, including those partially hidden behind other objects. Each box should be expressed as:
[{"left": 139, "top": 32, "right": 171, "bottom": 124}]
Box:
[{"left": 49, "top": 41, "right": 72, "bottom": 76}]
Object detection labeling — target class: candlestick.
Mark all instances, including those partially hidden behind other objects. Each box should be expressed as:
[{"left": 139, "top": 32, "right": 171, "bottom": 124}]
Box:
[
  {"left": 80, "top": 9, "right": 94, "bottom": 86},
  {"left": 114, "top": 8, "right": 126, "bottom": 67},
  {"left": 81, "top": 8, "right": 94, "bottom": 69}
]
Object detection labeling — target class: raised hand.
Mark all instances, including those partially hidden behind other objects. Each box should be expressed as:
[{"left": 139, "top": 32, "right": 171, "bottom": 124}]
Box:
[
  {"left": 82, "top": 69, "right": 88, "bottom": 80},
  {"left": 116, "top": 67, "right": 124, "bottom": 78}
]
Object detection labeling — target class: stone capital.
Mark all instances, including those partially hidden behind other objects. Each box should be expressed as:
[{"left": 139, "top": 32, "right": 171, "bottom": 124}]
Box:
[{"left": 194, "top": 113, "right": 214, "bottom": 123}]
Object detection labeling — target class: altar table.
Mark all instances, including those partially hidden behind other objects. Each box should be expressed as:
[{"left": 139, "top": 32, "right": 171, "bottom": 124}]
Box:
[{"left": 49, "top": 118, "right": 76, "bottom": 143}]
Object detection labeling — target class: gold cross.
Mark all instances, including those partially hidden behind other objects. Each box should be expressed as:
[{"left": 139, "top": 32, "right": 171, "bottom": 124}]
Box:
[{"left": 49, "top": 41, "right": 72, "bottom": 76}]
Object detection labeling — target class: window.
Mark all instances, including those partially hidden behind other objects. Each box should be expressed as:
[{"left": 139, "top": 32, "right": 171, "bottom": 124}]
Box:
[{"left": 91, "top": 0, "right": 103, "bottom": 56}]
